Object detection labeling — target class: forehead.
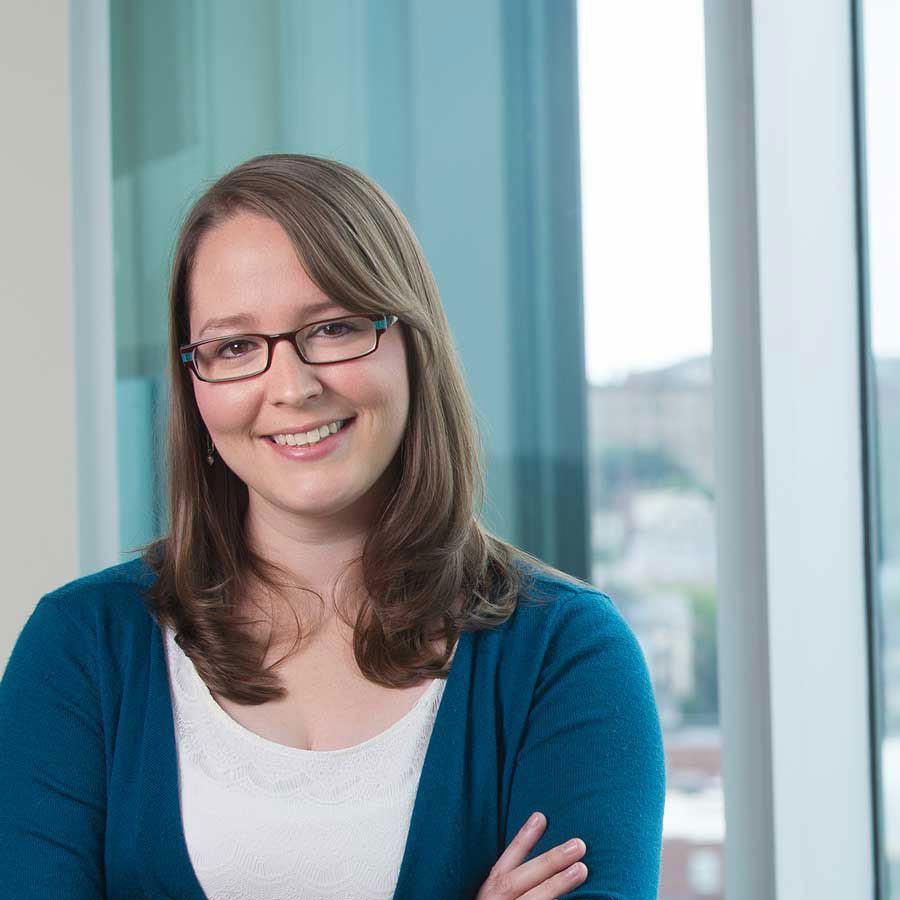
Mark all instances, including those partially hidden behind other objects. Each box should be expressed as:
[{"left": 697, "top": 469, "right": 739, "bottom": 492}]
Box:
[
  {"left": 190, "top": 212, "right": 306, "bottom": 295},
  {"left": 188, "top": 212, "right": 341, "bottom": 337}
]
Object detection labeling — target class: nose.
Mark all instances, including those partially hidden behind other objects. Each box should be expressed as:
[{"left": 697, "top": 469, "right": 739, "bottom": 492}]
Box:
[{"left": 264, "top": 335, "right": 324, "bottom": 403}]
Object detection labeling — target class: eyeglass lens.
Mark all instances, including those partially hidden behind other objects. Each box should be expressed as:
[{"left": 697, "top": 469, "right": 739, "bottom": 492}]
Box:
[{"left": 193, "top": 316, "right": 379, "bottom": 381}]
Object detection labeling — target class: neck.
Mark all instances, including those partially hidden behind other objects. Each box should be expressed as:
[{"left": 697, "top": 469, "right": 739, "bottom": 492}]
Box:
[{"left": 241, "top": 496, "right": 375, "bottom": 627}]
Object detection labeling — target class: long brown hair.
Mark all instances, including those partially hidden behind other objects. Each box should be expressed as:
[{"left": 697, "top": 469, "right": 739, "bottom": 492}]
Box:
[{"left": 136, "top": 153, "right": 588, "bottom": 703}]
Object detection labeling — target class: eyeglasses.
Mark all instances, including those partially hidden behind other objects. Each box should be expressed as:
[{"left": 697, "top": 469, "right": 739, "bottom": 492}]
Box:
[{"left": 180, "top": 313, "right": 399, "bottom": 383}]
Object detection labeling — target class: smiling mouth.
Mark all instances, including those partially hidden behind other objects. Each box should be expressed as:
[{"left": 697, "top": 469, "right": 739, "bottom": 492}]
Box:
[{"left": 264, "top": 417, "right": 355, "bottom": 447}]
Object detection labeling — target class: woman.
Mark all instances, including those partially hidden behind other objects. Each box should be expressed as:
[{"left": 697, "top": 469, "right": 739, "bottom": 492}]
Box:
[{"left": 0, "top": 154, "right": 664, "bottom": 899}]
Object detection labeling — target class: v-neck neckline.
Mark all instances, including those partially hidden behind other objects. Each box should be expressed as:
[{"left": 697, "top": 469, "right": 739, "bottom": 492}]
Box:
[
  {"left": 164, "top": 623, "right": 448, "bottom": 756},
  {"left": 136, "top": 617, "right": 470, "bottom": 900}
]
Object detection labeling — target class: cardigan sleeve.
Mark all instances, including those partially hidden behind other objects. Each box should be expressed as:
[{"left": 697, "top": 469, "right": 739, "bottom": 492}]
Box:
[
  {"left": 506, "top": 589, "right": 666, "bottom": 899},
  {"left": 0, "top": 596, "right": 107, "bottom": 898}
]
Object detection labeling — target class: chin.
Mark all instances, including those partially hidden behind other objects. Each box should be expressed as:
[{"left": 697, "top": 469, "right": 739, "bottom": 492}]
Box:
[{"left": 282, "top": 488, "right": 372, "bottom": 519}]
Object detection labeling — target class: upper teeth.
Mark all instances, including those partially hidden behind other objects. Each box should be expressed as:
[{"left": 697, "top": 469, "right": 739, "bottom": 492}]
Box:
[{"left": 272, "top": 420, "right": 346, "bottom": 446}]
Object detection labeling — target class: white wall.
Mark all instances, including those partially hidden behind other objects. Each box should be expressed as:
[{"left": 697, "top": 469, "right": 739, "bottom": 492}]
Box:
[{"left": 0, "top": 1, "right": 79, "bottom": 665}]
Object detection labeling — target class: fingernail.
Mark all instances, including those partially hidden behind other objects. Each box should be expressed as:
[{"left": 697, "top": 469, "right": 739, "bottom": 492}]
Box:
[
  {"left": 527, "top": 812, "right": 542, "bottom": 829},
  {"left": 566, "top": 862, "right": 586, "bottom": 879}
]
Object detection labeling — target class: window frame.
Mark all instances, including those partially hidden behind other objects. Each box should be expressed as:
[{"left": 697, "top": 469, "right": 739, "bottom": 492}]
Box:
[
  {"left": 705, "top": 1, "right": 877, "bottom": 896},
  {"left": 71, "top": 0, "right": 119, "bottom": 574}
]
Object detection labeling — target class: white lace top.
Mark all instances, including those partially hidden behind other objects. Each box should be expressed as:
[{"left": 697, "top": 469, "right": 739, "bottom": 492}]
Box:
[{"left": 162, "top": 625, "right": 449, "bottom": 900}]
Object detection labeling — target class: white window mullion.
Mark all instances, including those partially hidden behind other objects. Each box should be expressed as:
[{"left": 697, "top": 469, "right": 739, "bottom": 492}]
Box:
[
  {"left": 70, "top": 0, "right": 119, "bottom": 573},
  {"left": 705, "top": 1, "right": 875, "bottom": 897}
]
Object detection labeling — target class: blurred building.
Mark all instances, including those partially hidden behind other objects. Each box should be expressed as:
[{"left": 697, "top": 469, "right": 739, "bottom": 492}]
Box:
[
  {"left": 588, "top": 357, "right": 718, "bottom": 730},
  {"left": 589, "top": 356, "right": 714, "bottom": 489},
  {"left": 660, "top": 728, "right": 725, "bottom": 900}
]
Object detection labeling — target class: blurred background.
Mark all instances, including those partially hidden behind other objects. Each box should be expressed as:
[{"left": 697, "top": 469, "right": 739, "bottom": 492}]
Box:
[{"left": 2, "top": 2, "right": 897, "bottom": 898}]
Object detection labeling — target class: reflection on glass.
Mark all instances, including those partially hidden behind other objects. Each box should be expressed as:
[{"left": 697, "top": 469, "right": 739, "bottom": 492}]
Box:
[
  {"left": 860, "top": 3, "right": 900, "bottom": 894},
  {"left": 109, "top": 0, "right": 588, "bottom": 570},
  {"left": 577, "top": 2, "right": 723, "bottom": 896}
]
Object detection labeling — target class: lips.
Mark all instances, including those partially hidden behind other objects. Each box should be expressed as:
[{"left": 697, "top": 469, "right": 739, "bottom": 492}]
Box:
[
  {"left": 263, "top": 416, "right": 356, "bottom": 441},
  {"left": 261, "top": 416, "right": 355, "bottom": 459}
]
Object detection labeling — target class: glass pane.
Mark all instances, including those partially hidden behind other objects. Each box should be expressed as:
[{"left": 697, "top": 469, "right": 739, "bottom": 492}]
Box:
[
  {"left": 577, "top": 2, "right": 724, "bottom": 897},
  {"left": 109, "top": 0, "right": 588, "bottom": 573},
  {"left": 195, "top": 336, "right": 269, "bottom": 381},
  {"left": 302, "top": 317, "right": 377, "bottom": 363},
  {"left": 858, "top": 3, "right": 900, "bottom": 895}
]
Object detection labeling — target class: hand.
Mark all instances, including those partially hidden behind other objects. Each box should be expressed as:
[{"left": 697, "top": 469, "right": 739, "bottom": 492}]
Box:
[{"left": 475, "top": 812, "right": 588, "bottom": 899}]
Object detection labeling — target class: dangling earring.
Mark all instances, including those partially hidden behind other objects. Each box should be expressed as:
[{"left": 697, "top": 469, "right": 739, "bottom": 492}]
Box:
[{"left": 206, "top": 432, "right": 216, "bottom": 466}]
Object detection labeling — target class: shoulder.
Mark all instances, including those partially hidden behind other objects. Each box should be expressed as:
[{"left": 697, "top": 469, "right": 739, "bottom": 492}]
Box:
[
  {"left": 510, "top": 566, "right": 657, "bottom": 704},
  {"left": 6, "top": 558, "right": 159, "bottom": 705},
  {"left": 35, "top": 556, "right": 159, "bottom": 638},
  {"left": 46, "top": 556, "right": 157, "bottom": 600},
  {"left": 514, "top": 564, "right": 640, "bottom": 651}
]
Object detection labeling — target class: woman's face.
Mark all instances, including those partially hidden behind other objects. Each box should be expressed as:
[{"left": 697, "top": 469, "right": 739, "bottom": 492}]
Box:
[{"left": 187, "top": 210, "right": 410, "bottom": 531}]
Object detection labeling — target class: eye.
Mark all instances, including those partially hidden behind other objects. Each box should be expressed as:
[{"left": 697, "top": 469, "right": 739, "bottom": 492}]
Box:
[
  {"left": 310, "top": 320, "right": 357, "bottom": 338},
  {"left": 215, "top": 338, "right": 256, "bottom": 358}
]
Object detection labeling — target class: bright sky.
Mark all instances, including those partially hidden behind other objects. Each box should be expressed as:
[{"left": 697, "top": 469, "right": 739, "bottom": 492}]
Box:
[
  {"left": 577, "top": 0, "right": 900, "bottom": 386},
  {"left": 577, "top": 1, "right": 712, "bottom": 385},
  {"left": 864, "top": 0, "right": 900, "bottom": 359}
]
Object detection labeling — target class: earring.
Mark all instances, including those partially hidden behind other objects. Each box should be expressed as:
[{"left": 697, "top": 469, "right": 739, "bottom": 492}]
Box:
[{"left": 206, "top": 432, "right": 216, "bottom": 466}]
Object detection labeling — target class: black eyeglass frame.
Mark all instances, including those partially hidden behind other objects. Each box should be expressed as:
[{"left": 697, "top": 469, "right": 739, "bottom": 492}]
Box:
[{"left": 179, "top": 313, "right": 399, "bottom": 384}]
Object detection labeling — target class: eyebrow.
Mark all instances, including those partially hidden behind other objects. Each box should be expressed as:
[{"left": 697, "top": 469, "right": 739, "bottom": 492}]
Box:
[{"left": 197, "top": 300, "right": 343, "bottom": 339}]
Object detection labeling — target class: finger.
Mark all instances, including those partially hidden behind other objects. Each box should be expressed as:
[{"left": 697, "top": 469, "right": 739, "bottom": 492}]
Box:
[
  {"left": 490, "top": 812, "right": 547, "bottom": 875},
  {"left": 500, "top": 838, "right": 587, "bottom": 899},
  {"left": 520, "top": 861, "right": 588, "bottom": 900}
]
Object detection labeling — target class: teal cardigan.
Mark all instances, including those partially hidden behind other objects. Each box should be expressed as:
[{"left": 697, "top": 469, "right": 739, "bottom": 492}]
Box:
[{"left": 0, "top": 558, "right": 665, "bottom": 899}]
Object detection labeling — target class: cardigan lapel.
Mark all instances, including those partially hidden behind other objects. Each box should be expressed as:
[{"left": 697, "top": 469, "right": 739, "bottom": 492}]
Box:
[
  {"left": 135, "top": 620, "right": 208, "bottom": 900},
  {"left": 391, "top": 630, "right": 493, "bottom": 900}
]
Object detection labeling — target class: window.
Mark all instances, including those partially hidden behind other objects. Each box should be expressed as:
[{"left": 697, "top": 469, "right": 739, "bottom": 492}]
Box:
[
  {"left": 109, "top": 1, "right": 588, "bottom": 574},
  {"left": 577, "top": 3, "right": 723, "bottom": 897}
]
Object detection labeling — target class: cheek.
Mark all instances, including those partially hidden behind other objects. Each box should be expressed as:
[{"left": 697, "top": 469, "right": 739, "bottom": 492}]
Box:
[
  {"left": 361, "top": 366, "right": 409, "bottom": 435},
  {"left": 395, "top": 378, "right": 411, "bottom": 431},
  {"left": 193, "top": 382, "right": 259, "bottom": 433},
  {"left": 383, "top": 378, "right": 411, "bottom": 448},
  {"left": 378, "top": 337, "right": 411, "bottom": 432}
]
